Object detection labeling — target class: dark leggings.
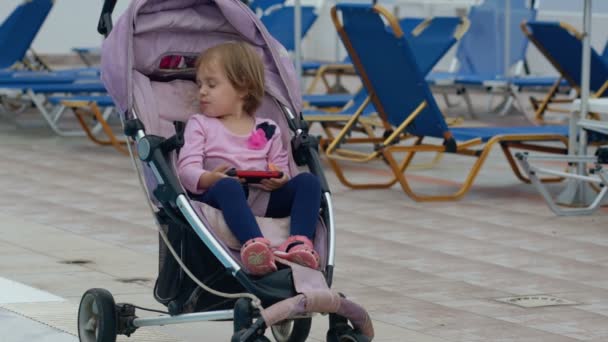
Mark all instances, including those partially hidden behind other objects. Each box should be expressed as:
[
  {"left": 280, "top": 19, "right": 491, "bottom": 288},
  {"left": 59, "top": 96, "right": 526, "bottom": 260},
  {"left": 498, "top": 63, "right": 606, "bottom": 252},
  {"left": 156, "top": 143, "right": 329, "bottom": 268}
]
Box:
[{"left": 199, "top": 173, "right": 321, "bottom": 244}]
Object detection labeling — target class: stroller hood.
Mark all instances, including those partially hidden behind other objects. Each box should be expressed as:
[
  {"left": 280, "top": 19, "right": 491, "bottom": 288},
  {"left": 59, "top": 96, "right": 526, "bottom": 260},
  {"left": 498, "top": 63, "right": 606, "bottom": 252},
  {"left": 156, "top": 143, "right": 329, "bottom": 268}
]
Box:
[{"left": 100, "top": 0, "right": 302, "bottom": 117}]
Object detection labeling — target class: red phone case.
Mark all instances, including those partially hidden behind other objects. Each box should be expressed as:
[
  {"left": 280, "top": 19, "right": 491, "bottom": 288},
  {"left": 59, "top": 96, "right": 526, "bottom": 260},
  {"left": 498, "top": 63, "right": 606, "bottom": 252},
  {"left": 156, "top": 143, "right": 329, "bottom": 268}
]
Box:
[
  {"left": 225, "top": 169, "right": 283, "bottom": 182},
  {"left": 235, "top": 170, "right": 281, "bottom": 178}
]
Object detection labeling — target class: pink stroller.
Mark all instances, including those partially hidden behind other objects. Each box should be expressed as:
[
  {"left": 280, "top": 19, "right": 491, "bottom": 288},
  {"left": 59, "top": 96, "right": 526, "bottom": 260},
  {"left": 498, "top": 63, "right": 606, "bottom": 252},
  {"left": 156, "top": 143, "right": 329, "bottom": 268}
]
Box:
[{"left": 76, "top": 0, "right": 373, "bottom": 341}]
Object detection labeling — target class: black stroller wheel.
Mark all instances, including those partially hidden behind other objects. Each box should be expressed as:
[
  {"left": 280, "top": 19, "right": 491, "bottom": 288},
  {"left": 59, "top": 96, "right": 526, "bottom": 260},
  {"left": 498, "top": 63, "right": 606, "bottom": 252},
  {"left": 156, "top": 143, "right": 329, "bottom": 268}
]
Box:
[
  {"left": 271, "top": 317, "right": 312, "bottom": 342},
  {"left": 329, "top": 331, "right": 368, "bottom": 342},
  {"left": 327, "top": 323, "right": 370, "bottom": 342},
  {"left": 77, "top": 288, "right": 117, "bottom": 342}
]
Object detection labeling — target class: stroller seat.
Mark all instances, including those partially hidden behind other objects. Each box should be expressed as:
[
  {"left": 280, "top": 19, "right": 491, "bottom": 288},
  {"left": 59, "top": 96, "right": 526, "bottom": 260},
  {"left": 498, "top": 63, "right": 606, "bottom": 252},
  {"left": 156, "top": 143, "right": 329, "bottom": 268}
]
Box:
[{"left": 131, "top": 70, "right": 329, "bottom": 266}]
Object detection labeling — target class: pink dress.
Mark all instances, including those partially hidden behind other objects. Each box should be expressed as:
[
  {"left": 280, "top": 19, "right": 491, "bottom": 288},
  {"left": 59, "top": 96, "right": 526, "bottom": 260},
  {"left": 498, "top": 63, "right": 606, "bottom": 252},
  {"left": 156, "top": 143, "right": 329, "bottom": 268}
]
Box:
[{"left": 177, "top": 114, "right": 290, "bottom": 195}]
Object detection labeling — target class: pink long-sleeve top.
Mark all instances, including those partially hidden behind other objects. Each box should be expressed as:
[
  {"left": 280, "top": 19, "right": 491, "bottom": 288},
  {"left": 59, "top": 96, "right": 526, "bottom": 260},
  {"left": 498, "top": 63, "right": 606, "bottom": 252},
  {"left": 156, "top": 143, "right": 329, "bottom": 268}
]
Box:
[{"left": 177, "top": 114, "right": 289, "bottom": 194}]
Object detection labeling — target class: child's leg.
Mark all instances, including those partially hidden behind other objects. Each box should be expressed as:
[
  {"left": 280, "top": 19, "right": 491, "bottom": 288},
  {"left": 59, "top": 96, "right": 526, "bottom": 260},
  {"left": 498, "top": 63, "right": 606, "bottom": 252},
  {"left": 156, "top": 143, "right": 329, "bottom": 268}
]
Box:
[
  {"left": 200, "top": 178, "right": 263, "bottom": 243},
  {"left": 266, "top": 173, "right": 322, "bottom": 269},
  {"left": 265, "top": 172, "right": 321, "bottom": 239},
  {"left": 200, "top": 178, "right": 275, "bottom": 275}
]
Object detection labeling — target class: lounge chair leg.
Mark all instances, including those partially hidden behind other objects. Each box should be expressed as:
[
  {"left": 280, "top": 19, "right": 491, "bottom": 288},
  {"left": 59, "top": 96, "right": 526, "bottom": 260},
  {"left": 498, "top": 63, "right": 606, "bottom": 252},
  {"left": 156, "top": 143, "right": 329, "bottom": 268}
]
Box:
[
  {"left": 26, "top": 89, "right": 86, "bottom": 137},
  {"left": 325, "top": 156, "right": 399, "bottom": 189},
  {"left": 461, "top": 89, "right": 476, "bottom": 119},
  {"left": 510, "top": 89, "right": 527, "bottom": 116},
  {"left": 500, "top": 141, "right": 567, "bottom": 184},
  {"left": 73, "top": 104, "right": 129, "bottom": 155},
  {"left": 533, "top": 77, "right": 562, "bottom": 122},
  {"left": 442, "top": 93, "right": 460, "bottom": 108},
  {"left": 494, "top": 95, "right": 514, "bottom": 116},
  {"left": 381, "top": 146, "right": 487, "bottom": 202}
]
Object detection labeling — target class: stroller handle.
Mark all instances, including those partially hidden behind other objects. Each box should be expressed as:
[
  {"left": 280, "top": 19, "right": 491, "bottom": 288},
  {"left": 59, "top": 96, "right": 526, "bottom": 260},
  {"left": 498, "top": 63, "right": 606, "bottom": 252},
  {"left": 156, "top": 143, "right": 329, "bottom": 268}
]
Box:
[{"left": 98, "top": 0, "right": 118, "bottom": 36}]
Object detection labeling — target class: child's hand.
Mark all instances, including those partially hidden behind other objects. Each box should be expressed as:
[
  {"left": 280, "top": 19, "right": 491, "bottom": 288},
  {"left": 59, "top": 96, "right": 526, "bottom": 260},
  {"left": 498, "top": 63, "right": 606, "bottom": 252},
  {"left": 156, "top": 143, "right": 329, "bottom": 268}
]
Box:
[
  {"left": 198, "top": 165, "right": 242, "bottom": 188},
  {"left": 258, "top": 164, "right": 288, "bottom": 191}
]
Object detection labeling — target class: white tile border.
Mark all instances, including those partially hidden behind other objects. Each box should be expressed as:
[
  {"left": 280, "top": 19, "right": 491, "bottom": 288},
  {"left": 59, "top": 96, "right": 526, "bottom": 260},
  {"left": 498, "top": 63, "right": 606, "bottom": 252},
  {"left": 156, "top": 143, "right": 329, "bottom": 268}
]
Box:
[{"left": 0, "top": 277, "right": 64, "bottom": 304}]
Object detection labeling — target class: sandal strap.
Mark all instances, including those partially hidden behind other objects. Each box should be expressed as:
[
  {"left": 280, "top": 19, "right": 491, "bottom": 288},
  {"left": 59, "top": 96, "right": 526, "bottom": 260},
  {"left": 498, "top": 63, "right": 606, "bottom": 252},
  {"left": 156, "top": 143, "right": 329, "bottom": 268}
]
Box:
[{"left": 285, "top": 241, "right": 305, "bottom": 252}]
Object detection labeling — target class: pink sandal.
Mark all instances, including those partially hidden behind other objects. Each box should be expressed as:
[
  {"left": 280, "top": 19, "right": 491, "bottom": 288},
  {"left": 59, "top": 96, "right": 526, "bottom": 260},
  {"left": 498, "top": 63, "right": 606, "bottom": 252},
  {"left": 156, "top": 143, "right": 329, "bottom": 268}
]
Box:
[
  {"left": 240, "top": 237, "right": 277, "bottom": 276},
  {"left": 274, "top": 235, "right": 320, "bottom": 270}
]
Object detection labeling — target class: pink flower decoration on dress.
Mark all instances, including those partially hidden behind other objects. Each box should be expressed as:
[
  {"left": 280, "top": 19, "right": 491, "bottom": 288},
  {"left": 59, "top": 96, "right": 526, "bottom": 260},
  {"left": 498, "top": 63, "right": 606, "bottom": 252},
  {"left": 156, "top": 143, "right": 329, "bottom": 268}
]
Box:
[{"left": 247, "top": 128, "right": 268, "bottom": 150}]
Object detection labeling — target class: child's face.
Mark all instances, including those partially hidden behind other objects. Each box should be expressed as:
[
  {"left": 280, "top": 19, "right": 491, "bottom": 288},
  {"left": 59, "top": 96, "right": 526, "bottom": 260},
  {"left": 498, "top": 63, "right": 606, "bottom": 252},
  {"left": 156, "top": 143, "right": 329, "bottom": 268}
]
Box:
[{"left": 196, "top": 59, "right": 245, "bottom": 118}]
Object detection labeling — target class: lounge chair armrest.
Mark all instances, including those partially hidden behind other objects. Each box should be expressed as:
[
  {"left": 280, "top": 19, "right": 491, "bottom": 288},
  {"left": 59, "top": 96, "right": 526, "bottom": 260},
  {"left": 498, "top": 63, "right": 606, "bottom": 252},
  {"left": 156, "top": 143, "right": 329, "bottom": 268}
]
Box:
[{"left": 454, "top": 17, "right": 470, "bottom": 40}]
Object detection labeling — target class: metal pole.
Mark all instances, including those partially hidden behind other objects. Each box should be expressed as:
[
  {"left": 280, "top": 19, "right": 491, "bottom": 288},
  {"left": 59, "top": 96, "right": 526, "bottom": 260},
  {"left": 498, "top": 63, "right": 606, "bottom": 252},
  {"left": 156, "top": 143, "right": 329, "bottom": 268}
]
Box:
[
  {"left": 556, "top": 0, "right": 595, "bottom": 206},
  {"left": 578, "top": 0, "right": 592, "bottom": 164},
  {"left": 504, "top": 0, "right": 511, "bottom": 76},
  {"left": 294, "top": 0, "right": 303, "bottom": 90},
  {"left": 575, "top": 0, "right": 592, "bottom": 197},
  {"left": 132, "top": 310, "right": 235, "bottom": 328},
  {"left": 334, "top": 0, "right": 340, "bottom": 63}
]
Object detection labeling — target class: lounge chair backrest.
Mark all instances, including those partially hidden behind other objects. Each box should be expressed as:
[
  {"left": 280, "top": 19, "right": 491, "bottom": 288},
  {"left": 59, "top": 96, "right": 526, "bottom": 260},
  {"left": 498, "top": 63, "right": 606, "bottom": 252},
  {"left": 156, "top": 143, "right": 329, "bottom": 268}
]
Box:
[
  {"left": 406, "top": 17, "right": 464, "bottom": 75},
  {"left": 260, "top": 5, "right": 317, "bottom": 51},
  {"left": 603, "top": 41, "right": 608, "bottom": 62},
  {"left": 332, "top": 4, "right": 449, "bottom": 139},
  {"left": 523, "top": 21, "right": 608, "bottom": 93},
  {"left": 341, "top": 16, "right": 466, "bottom": 116},
  {"left": 455, "top": 0, "right": 535, "bottom": 76},
  {"left": 0, "top": 0, "right": 54, "bottom": 69},
  {"left": 249, "top": 0, "right": 284, "bottom": 13}
]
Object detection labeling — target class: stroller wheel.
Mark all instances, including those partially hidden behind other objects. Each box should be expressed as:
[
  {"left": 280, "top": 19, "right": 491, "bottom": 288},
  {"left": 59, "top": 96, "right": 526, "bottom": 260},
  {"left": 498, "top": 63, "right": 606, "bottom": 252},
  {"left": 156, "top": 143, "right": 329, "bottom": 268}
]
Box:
[
  {"left": 271, "top": 318, "right": 312, "bottom": 342},
  {"left": 78, "top": 288, "right": 117, "bottom": 342},
  {"left": 327, "top": 323, "right": 370, "bottom": 342}
]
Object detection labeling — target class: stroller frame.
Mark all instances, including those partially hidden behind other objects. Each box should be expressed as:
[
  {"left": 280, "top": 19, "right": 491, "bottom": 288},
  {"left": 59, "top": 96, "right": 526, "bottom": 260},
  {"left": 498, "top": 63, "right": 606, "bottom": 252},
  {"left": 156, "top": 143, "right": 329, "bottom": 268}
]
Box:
[
  {"left": 76, "top": 1, "right": 375, "bottom": 340},
  {"left": 77, "top": 104, "right": 340, "bottom": 341}
]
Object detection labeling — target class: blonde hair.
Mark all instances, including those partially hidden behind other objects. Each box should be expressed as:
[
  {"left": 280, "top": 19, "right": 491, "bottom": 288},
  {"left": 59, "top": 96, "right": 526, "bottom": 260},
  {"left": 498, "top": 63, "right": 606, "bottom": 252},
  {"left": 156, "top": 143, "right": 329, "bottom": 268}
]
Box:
[{"left": 196, "top": 42, "right": 265, "bottom": 115}]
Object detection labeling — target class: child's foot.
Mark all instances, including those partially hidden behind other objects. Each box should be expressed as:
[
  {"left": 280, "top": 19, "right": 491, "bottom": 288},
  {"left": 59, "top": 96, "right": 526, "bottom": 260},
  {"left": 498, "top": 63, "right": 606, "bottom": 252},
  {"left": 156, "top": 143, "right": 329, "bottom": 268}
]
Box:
[
  {"left": 241, "top": 238, "right": 277, "bottom": 276},
  {"left": 274, "top": 235, "right": 320, "bottom": 270}
]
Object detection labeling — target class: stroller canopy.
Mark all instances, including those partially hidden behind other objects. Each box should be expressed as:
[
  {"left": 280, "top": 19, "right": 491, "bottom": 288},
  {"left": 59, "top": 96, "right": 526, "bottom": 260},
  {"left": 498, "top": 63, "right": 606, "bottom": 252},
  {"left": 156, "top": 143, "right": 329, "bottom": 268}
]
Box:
[{"left": 101, "top": 0, "right": 302, "bottom": 117}]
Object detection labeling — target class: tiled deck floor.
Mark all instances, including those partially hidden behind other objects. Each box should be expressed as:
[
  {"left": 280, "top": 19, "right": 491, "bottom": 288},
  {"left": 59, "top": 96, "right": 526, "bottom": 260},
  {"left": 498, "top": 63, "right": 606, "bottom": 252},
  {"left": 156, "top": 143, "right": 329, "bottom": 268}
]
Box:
[{"left": 1, "top": 99, "right": 608, "bottom": 341}]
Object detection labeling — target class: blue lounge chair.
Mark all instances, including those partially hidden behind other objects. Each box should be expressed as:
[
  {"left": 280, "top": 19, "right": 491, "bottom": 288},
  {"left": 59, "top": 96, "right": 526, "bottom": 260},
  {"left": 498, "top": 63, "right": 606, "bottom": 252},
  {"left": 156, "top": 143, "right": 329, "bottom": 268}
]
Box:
[
  {"left": 326, "top": 3, "right": 571, "bottom": 201},
  {"left": 249, "top": 0, "right": 284, "bottom": 14},
  {"left": 0, "top": 80, "right": 109, "bottom": 137},
  {"left": 0, "top": 0, "right": 54, "bottom": 70},
  {"left": 305, "top": 16, "right": 464, "bottom": 99},
  {"left": 260, "top": 4, "right": 317, "bottom": 52},
  {"left": 427, "top": 0, "right": 537, "bottom": 115},
  {"left": 521, "top": 21, "right": 608, "bottom": 122},
  {"left": 72, "top": 47, "right": 102, "bottom": 66},
  {"left": 302, "top": 16, "right": 428, "bottom": 94},
  {"left": 303, "top": 15, "right": 469, "bottom": 129},
  {"left": 0, "top": 0, "right": 100, "bottom": 76}
]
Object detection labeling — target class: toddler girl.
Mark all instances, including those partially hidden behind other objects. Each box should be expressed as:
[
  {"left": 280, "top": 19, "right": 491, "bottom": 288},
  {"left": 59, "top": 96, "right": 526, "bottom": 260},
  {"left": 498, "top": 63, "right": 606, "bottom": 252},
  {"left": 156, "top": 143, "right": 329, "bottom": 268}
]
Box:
[{"left": 177, "top": 42, "right": 321, "bottom": 276}]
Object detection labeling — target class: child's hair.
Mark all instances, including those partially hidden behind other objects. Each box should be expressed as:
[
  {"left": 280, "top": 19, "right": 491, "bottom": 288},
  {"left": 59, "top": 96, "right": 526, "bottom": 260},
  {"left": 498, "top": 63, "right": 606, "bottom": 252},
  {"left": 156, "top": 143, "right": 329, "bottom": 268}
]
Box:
[{"left": 196, "top": 41, "right": 265, "bottom": 115}]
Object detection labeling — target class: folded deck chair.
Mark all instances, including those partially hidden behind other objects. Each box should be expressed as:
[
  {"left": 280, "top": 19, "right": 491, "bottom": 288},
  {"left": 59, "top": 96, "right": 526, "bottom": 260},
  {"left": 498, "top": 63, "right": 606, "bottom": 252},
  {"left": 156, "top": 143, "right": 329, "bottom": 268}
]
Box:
[
  {"left": 0, "top": 0, "right": 53, "bottom": 70},
  {"left": 521, "top": 21, "right": 608, "bottom": 122},
  {"left": 517, "top": 106, "right": 608, "bottom": 216},
  {"left": 326, "top": 3, "right": 572, "bottom": 202},
  {"left": 427, "top": 0, "right": 537, "bottom": 115}
]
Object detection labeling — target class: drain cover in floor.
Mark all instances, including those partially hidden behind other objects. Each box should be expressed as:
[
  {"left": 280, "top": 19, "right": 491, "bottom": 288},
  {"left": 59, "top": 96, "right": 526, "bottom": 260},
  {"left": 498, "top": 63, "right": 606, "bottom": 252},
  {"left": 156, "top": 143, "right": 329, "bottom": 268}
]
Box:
[{"left": 495, "top": 295, "right": 578, "bottom": 308}]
